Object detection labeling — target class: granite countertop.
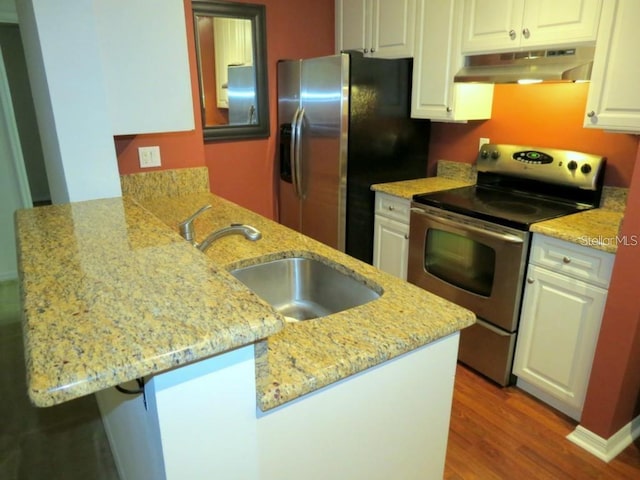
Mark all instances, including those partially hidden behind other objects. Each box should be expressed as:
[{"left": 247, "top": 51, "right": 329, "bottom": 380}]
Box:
[
  {"left": 530, "top": 208, "right": 624, "bottom": 254},
  {"left": 371, "top": 177, "right": 473, "bottom": 200},
  {"left": 16, "top": 193, "right": 475, "bottom": 409}
]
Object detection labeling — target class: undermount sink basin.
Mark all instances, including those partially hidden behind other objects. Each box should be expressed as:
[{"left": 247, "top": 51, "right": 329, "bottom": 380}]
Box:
[{"left": 230, "top": 256, "right": 381, "bottom": 321}]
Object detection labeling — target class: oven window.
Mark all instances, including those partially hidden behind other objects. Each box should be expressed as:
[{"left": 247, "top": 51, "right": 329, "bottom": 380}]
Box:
[{"left": 424, "top": 229, "right": 496, "bottom": 297}]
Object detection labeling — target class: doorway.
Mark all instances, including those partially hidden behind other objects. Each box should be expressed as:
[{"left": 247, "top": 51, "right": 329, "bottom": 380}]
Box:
[{"left": 0, "top": 23, "right": 49, "bottom": 280}]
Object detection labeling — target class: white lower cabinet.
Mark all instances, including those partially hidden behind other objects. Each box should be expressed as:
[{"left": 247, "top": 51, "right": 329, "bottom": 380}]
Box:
[
  {"left": 513, "top": 234, "right": 614, "bottom": 420},
  {"left": 373, "top": 192, "right": 410, "bottom": 279}
]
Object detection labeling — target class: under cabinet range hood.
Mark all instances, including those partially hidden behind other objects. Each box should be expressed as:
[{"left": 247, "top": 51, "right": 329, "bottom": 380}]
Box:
[{"left": 454, "top": 47, "right": 595, "bottom": 84}]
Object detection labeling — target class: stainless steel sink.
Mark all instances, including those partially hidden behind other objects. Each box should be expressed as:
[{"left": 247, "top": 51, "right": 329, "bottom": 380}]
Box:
[{"left": 230, "top": 257, "right": 380, "bottom": 321}]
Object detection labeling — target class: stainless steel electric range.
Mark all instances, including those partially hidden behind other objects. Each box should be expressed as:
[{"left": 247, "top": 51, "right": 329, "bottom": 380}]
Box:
[{"left": 407, "top": 144, "right": 606, "bottom": 385}]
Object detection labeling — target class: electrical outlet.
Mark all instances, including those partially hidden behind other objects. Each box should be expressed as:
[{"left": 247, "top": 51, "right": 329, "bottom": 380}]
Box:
[
  {"left": 479, "top": 137, "right": 490, "bottom": 150},
  {"left": 138, "top": 146, "right": 161, "bottom": 168}
]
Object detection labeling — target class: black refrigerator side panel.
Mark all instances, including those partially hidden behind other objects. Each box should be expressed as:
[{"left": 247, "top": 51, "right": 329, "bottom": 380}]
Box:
[{"left": 344, "top": 52, "right": 430, "bottom": 264}]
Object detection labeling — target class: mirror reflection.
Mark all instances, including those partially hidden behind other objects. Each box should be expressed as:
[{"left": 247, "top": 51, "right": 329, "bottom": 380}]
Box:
[
  {"left": 195, "top": 16, "right": 256, "bottom": 126},
  {"left": 192, "top": 1, "right": 269, "bottom": 141}
]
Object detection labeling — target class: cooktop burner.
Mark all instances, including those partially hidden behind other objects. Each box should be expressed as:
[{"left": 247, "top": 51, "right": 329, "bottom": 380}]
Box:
[
  {"left": 412, "top": 144, "right": 606, "bottom": 231},
  {"left": 485, "top": 200, "right": 540, "bottom": 215},
  {"left": 413, "top": 185, "right": 590, "bottom": 230}
]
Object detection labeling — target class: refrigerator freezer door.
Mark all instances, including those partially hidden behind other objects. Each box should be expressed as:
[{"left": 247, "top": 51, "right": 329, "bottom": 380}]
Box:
[
  {"left": 277, "top": 60, "right": 302, "bottom": 232},
  {"left": 298, "top": 54, "right": 349, "bottom": 251}
]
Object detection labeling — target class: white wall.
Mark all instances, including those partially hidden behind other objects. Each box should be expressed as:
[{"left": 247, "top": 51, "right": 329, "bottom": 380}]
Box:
[{"left": 16, "top": 0, "right": 122, "bottom": 204}]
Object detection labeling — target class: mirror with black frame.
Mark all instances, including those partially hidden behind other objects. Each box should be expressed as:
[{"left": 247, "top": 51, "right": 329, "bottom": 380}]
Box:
[{"left": 192, "top": 0, "right": 269, "bottom": 141}]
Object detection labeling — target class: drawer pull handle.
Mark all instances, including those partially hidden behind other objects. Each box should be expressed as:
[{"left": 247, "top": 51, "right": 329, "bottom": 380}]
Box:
[
  {"left": 527, "top": 277, "right": 534, "bottom": 284},
  {"left": 563, "top": 256, "right": 571, "bottom": 264},
  {"left": 404, "top": 234, "right": 409, "bottom": 240},
  {"left": 388, "top": 206, "right": 395, "bottom": 211}
]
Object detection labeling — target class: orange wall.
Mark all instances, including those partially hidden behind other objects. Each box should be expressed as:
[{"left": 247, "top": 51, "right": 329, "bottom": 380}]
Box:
[
  {"left": 196, "top": 16, "right": 228, "bottom": 126},
  {"left": 429, "top": 83, "right": 639, "bottom": 187},
  {"left": 580, "top": 143, "right": 640, "bottom": 438}
]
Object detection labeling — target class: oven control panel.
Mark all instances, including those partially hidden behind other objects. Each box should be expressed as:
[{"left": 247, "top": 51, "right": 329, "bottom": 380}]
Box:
[
  {"left": 512, "top": 150, "right": 553, "bottom": 164},
  {"left": 478, "top": 144, "right": 606, "bottom": 190}
]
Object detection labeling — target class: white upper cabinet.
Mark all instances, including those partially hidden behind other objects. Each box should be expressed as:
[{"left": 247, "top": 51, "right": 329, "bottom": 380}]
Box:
[
  {"left": 336, "top": 0, "right": 416, "bottom": 58},
  {"left": 411, "top": 0, "right": 493, "bottom": 122},
  {"left": 461, "top": 0, "right": 603, "bottom": 54},
  {"left": 94, "top": 0, "right": 194, "bottom": 135},
  {"left": 584, "top": 0, "right": 640, "bottom": 133}
]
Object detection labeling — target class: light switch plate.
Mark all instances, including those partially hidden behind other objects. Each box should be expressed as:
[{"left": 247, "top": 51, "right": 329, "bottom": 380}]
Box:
[
  {"left": 479, "top": 137, "right": 490, "bottom": 150},
  {"left": 138, "top": 146, "right": 161, "bottom": 168}
]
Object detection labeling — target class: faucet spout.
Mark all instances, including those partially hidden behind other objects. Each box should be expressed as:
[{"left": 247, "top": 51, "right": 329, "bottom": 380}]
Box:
[
  {"left": 178, "top": 204, "right": 212, "bottom": 246},
  {"left": 197, "top": 224, "right": 262, "bottom": 252}
]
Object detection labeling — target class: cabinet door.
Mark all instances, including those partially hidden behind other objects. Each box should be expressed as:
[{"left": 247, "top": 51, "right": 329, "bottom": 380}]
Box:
[
  {"left": 584, "top": 0, "right": 640, "bottom": 132},
  {"left": 521, "top": 0, "right": 602, "bottom": 49},
  {"left": 461, "top": 0, "right": 525, "bottom": 54},
  {"left": 94, "top": 0, "right": 194, "bottom": 135},
  {"left": 336, "top": 0, "right": 369, "bottom": 53},
  {"left": 513, "top": 264, "right": 608, "bottom": 419},
  {"left": 370, "top": 0, "right": 415, "bottom": 58},
  {"left": 462, "top": 0, "right": 601, "bottom": 54},
  {"left": 373, "top": 215, "right": 409, "bottom": 280},
  {"left": 411, "top": 0, "right": 493, "bottom": 121}
]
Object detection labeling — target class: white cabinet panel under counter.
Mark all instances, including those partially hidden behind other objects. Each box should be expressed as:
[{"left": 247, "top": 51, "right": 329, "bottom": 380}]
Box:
[{"left": 513, "top": 233, "right": 615, "bottom": 420}]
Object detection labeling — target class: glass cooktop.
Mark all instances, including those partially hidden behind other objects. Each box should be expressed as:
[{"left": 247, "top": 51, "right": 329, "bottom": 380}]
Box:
[{"left": 412, "top": 185, "right": 593, "bottom": 231}]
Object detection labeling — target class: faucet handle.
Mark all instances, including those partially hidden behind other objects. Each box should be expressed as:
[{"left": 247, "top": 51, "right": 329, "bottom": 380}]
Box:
[{"left": 178, "top": 204, "right": 212, "bottom": 242}]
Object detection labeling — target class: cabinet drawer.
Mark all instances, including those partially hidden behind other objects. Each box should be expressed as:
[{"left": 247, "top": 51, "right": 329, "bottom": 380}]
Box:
[
  {"left": 529, "top": 234, "right": 614, "bottom": 288},
  {"left": 375, "top": 193, "right": 410, "bottom": 223}
]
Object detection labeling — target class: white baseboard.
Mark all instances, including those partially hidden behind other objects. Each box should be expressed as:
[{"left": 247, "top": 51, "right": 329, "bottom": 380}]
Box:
[{"left": 567, "top": 415, "right": 640, "bottom": 462}]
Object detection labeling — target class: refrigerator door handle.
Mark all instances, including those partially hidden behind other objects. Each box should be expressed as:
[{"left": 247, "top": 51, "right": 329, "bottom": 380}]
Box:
[
  {"left": 292, "top": 107, "right": 305, "bottom": 199},
  {"left": 290, "top": 107, "right": 301, "bottom": 198}
]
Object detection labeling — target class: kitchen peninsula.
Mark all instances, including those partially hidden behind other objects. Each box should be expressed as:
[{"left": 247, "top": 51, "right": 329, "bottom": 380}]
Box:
[{"left": 15, "top": 170, "right": 475, "bottom": 480}]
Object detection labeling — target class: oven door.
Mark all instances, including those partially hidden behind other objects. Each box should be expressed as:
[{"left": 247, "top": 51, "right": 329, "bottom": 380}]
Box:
[{"left": 407, "top": 205, "right": 529, "bottom": 332}]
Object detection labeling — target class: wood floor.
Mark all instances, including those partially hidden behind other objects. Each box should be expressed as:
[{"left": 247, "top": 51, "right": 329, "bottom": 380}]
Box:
[{"left": 446, "top": 364, "right": 640, "bottom": 480}]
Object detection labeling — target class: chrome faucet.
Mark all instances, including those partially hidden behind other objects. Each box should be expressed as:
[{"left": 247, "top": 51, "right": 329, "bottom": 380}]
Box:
[
  {"left": 197, "top": 224, "right": 262, "bottom": 252},
  {"left": 178, "top": 204, "right": 212, "bottom": 246}
]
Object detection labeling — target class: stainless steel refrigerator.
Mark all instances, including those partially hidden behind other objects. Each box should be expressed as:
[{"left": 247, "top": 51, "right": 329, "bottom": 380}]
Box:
[{"left": 277, "top": 51, "right": 430, "bottom": 264}]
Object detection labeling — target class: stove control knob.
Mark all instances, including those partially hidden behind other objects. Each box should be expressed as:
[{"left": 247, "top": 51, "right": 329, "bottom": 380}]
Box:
[
  {"left": 581, "top": 164, "right": 592, "bottom": 174},
  {"left": 567, "top": 160, "right": 578, "bottom": 171},
  {"left": 480, "top": 150, "right": 489, "bottom": 159},
  {"left": 490, "top": 150, "right": 500, "bottom": 159}
]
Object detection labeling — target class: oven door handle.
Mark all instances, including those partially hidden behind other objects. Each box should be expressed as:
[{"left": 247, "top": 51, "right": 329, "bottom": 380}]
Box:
[
  {"left": 475, "top": 317, "right": 512, "bottom": 337},
  {"left": 410, "top": 208, "right": 524, "bottom": 244}
]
